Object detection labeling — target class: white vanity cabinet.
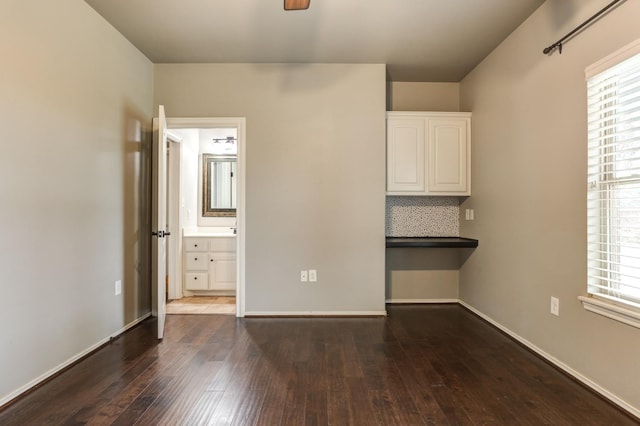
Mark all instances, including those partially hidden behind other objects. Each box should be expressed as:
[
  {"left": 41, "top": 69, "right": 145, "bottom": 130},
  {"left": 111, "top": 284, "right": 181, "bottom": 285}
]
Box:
[
  {"left": 208, "top": 253, "right": 236, "bottom": 291},
  {"left": 386, "top": 112, "right": 471, "bottom": 196},
  {"left": 183, "top": 236, "right": 236, "bottom": 292}
]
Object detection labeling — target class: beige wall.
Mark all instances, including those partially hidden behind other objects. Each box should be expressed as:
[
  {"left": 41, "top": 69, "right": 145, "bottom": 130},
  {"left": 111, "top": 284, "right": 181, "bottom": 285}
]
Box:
[
  {"left": 460, "top": 0, "right": 640, "bottom": 413},
  {"left": 388, "top": 82, "right": 460, "bottom": 111},
  {"left": 154, "top": 64, "right": 386, "bottom": 314},
  {"left": 386, "top": 249, "right": 463, "bottom": 301},
  {"left": 0, "top": 0, "right": 153, "bottom": 403}
]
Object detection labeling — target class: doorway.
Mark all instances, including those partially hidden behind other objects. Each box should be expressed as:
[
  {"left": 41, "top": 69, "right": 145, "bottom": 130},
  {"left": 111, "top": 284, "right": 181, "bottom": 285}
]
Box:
[{"left": 164, "top": 117, "right": 246, "bottom": 317}]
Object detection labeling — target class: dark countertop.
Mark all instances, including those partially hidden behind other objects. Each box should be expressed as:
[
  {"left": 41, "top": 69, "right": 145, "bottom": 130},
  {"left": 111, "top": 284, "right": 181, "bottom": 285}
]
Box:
[{"left": 385, "top": 237, "right": 479, "bottom": 248}]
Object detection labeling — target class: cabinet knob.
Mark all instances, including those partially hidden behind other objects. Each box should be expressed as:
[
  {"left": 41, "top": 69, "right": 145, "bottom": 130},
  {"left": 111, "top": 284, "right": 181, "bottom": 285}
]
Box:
[
  {"left": 194, "top": 257, "right": 198, "bottom": 261},
  {"left": 210, "top": 259, "right": 214, "bottom": 262},
  {"left": 194, "top": 244, "right": 198, "bottom": 247},
  {"left": 194, "top": 277, "right": 197, "bottom": 280}
]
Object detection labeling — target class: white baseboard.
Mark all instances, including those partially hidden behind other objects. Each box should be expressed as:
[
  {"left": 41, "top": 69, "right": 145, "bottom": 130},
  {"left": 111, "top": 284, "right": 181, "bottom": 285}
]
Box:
[
  {"left": 386, "top": 298, "right": 458, "bottom": 304},
  {"left": 0, "top": 313, "right": 151, "bottom": 408},
  {"left": 458, "top": 300, "right": 640, "bottom": 420},
  {"left": 244, "top": 310, "right": 387, "bottom": 317}
]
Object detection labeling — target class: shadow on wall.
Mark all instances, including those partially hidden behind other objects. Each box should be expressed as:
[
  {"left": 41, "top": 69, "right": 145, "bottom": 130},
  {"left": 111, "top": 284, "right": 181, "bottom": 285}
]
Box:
[
  {"left": 250, "top": 63, "right": 362, "bottom": 93},
  {"left": 544, "top": 0, "right": 627, "bottom": 52},
  {"left": 546, "top": 0, "right": 578, "bottom": 29},
  {"left": 122, "top": 102, "right": 152, "bottom": 324},
  {"left": 385, "top": 248, "right": 475, "bottom": 300}
]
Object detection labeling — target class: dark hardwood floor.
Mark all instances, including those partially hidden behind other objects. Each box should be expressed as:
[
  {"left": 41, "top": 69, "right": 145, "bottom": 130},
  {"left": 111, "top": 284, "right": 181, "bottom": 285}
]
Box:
[{"left": 1, "top": 304, "right": 637, "bottom": 425}]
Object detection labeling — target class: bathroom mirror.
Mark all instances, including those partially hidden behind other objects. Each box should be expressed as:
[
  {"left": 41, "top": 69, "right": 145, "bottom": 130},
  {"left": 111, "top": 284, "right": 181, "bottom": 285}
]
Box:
[{"left": 203, "top": 154, "right": 236, "bottom": 217}]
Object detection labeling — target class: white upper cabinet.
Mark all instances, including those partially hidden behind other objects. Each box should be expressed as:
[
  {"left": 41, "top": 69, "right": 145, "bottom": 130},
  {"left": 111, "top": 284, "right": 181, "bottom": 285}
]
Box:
[
  {"left": 386, "top": 117, "right": 426, "bottom": 193},
  {"left": 386, "top": 112, "right": 471, "bottom": 196},
  {"left": 427, "top": 116, "right": 469, "bottom": 194}
]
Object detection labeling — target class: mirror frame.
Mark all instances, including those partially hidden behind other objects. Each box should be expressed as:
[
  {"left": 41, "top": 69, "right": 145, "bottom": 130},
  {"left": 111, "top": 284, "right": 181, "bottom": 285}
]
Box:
[{"left": 202, "top": 154, "right": 236, "bottom": 217}]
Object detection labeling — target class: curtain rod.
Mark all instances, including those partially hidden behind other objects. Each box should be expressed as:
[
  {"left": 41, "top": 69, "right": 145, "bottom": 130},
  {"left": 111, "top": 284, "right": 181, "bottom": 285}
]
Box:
[{"left": 543, "top": 0, "right": 626, "bottom": 55}]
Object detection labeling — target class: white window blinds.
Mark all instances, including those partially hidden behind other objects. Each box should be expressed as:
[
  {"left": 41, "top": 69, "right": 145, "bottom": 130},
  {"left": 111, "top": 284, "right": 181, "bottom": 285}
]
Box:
[{"left": 586, "top": 42, "right": 640, "bottom": 308}]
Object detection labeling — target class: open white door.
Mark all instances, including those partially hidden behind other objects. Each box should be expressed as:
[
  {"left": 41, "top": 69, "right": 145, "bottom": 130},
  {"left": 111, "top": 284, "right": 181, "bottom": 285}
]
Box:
[{"left": 152, "top": 105, "right": 168, "bottom": 339}]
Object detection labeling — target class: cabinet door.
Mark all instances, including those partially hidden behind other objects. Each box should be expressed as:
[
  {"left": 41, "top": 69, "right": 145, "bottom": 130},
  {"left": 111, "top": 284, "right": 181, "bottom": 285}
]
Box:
[
  {"left": 427, "top": 117, "right": 470, "bottom": 194},
  {"left": 386, "top": 118, "right": 426, "bottom": 194},
  {"left": 208, "top": 253, "right": 237, "bottom": 290}
]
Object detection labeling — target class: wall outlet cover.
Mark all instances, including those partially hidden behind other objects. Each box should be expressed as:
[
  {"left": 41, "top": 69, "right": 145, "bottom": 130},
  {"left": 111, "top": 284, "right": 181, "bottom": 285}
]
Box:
[{"left": 550, "top": 296, "right": 559, "bottom": 316}]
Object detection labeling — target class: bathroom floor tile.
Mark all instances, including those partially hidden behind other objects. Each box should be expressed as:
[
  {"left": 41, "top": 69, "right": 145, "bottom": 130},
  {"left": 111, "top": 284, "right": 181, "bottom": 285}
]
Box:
[{"left": 166, "top": 296, "right": 236, "bottom": 315}]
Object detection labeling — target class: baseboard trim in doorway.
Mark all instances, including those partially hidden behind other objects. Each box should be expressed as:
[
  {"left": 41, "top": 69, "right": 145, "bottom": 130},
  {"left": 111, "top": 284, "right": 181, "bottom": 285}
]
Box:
[
  {"left": 0, "top": 312, "right": 152, "bottom": 410},
  {"left": 386, "top": 298, "right": 459, "bottom": 304}
]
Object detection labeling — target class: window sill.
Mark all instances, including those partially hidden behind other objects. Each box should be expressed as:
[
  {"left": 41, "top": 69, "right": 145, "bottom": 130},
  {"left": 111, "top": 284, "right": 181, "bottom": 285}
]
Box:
[{"left": 578, "top": 295, "right": 640, "bottom": 329}]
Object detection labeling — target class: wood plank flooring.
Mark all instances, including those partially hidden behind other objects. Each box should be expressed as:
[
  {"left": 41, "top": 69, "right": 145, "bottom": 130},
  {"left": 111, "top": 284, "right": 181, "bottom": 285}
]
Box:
[{"left": 0, "top": 304, "right": 637, "bottom": 425}]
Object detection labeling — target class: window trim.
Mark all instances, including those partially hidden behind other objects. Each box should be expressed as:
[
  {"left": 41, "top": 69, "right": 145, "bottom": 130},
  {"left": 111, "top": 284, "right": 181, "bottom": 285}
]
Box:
[
  {"left": 578, "top": 295, "right": 640, "bottom": 329},
  {"left": 583, "top": 38, "right": 640, "bottom": 327},
  {"left": 585, "top": 38, "right": 640, "bottom": 79}
]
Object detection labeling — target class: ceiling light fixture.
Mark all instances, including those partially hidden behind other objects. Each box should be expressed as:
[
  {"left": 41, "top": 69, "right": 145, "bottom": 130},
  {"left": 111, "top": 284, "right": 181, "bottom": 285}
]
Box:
[
  {"left": 212, "top": 136, "right": 237, "bottom": 144},
  {"left": 284, "top": 0, "right": 310, "bottom": 11}
]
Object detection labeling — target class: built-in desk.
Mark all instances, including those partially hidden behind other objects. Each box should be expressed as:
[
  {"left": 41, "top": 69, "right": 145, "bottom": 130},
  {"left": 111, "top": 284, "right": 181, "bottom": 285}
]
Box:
[{"left": 385, "top": 237, "right": 479, "bottom": 248}]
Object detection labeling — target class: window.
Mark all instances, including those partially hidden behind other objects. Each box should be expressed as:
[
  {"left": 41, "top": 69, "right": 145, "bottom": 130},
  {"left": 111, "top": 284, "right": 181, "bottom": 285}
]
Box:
[{"left": 582, "top": 39, "right": 640, "bottom": 326}]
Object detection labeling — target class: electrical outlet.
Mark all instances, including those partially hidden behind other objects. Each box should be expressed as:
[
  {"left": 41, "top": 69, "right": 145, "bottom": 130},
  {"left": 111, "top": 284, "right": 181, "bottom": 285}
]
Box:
[
  {"left": 465, "top": 209, "right": 475, "bottom": 221},
  {"left": 300, "top": 270, "right": 308, "bottom": 282},
  {"left": 309, "top": 269, "right": 317, "bottom": 282},
  {"left": 550, "top": 296, "right": 559, "bottom": 316},
  {"left": 115, "top": 280, "right": 122, "bottom": 296}
]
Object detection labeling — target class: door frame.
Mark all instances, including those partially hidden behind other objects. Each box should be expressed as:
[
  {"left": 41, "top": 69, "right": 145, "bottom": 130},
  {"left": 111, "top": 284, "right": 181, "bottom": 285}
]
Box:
[
  {"left": 166, "top": 132, "right": 183, "bottom": 300},
  {"left": 166, "top": 117, "right": 246, "bottom": 317}
]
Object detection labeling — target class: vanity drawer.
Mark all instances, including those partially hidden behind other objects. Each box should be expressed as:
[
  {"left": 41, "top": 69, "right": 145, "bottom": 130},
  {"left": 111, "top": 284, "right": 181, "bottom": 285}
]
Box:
[
  {"left": 184, "top": 237, "right": 209, "bottom": 252},
  {"left": 185, "top": 253, "right": 207, "bottom": 270},
  {"left": 209, "top": 237, "right": 236, "bottom": 252},
  {"left": 184, "top": 273, "right": 208, "bottom": 290}
]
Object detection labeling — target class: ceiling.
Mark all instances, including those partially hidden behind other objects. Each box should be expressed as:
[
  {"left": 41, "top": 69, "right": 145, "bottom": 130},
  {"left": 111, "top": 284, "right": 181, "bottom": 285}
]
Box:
[{"left": 85, "top": 0, "right": 545, "bottom": 82}]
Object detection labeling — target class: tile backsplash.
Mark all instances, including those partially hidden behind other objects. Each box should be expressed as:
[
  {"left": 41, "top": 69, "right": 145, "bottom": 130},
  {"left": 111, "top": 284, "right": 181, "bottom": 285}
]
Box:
[{"left": 386, "top": 196, "right": 459, "bottom": 237}]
